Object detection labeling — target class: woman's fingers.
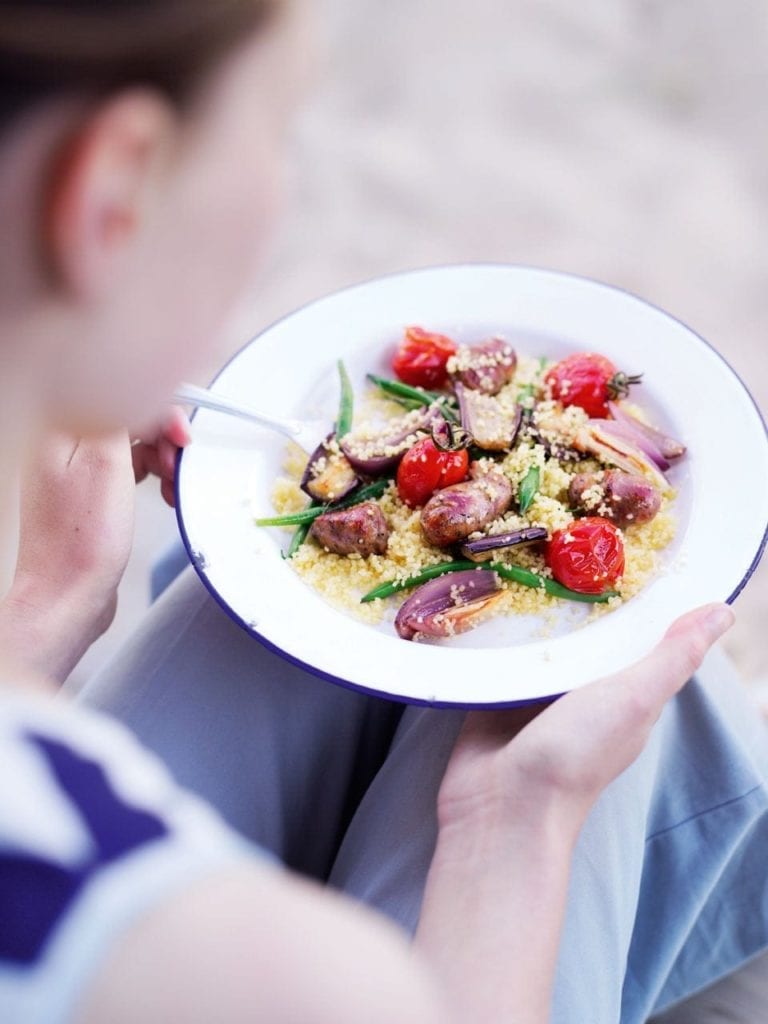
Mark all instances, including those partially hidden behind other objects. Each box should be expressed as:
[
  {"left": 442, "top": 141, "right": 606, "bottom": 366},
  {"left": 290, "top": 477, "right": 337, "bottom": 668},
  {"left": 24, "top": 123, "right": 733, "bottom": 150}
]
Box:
[
  {"left": 157, "top": 435, "right": 178, "bottom": 483},
  {"left": 162, "top": 406, "right": 192, "bottom": 448},
  {"left": 443, "top": 603, "right": 736, "bottom": 832},
  {"left": 160, "top": 477, "right": 176, "bottom": 507},
  {"left": 132, "top": 406, "right": 191, "bottom": 450},
  {"left": 460, "top": 603, "right": 734, "bottom": 764},
  {"left": 131, "top": 441, "right": 160, "bottom": 484},
  {"left": 592, "top": 602, "right": 735, "bottom": 725},
  {"left": 131, "top": 406, "right": 191, "bottom": 506},
  {"left": 504, "top": 602, "right": 736, "bottom": 813}
]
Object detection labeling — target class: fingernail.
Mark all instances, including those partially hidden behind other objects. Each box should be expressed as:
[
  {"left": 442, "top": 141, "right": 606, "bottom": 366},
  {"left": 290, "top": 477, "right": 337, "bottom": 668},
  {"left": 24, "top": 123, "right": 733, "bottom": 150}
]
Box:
[{"left": 704, "top": 604, "right": 734, "bottom": 640}]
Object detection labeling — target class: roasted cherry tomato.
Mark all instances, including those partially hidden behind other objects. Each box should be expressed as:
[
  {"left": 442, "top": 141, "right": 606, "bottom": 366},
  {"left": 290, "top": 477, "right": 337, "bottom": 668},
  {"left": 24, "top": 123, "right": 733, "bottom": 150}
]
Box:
[
  {"left": 392, "top": 326, "right": 458, "bottom": 390},
  {"left": 545, "top": 516, "right": 625, "bottom": 594},
  {"left": 396, "top": 437, "right": 469, "bottom": 508},
  {"left": 545, "top": 352, "right": 642, "bottom": 419}
]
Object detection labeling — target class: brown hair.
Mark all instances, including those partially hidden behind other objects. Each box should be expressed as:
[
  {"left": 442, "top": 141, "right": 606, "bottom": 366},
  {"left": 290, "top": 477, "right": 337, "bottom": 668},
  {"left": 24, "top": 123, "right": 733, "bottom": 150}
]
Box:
[{"left": 0, "top": 0, "right": 278, "bottom": 130}]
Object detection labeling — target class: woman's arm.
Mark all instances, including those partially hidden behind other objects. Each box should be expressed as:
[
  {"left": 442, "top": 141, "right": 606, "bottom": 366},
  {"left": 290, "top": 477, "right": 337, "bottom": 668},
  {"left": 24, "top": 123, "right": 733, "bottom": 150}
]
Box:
[
  {"left": 418, "top": 798, "right": 572, "bottom": 1024},
  {"left": 0, "top": 432, "right": 135, "bottom": 682},
  {"left": 0, "top": 570, "right": 116, "bottom": 687},
  {"left": 0, "top": 416, "right": 189, "bottom": 683},
  {"left": 79, "top": 862, "right": 452, "bottom": 1024},
  {"left": 415, "top": 603, "right": 734, "bottom": 1023}
]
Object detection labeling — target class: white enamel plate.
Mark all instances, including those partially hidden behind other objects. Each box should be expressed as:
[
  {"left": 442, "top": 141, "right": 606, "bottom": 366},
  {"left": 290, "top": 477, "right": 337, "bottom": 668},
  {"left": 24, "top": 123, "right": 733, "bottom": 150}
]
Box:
[{"left": 176, "top": 266, "right": 768, "bottom": 707}]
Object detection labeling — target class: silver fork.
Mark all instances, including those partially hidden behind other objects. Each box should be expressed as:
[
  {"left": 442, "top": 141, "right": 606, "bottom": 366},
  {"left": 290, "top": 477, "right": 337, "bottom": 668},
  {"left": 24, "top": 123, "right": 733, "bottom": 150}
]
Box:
[{"left": 174, "top": 382, "right": 329, "bottom": 453}]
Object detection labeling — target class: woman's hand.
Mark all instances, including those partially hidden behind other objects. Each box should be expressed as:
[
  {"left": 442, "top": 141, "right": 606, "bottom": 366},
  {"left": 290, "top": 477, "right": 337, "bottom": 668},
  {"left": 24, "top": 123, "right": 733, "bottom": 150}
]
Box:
[
  {"left": 1, "top": 432, "right": 135, "bottom": 682},
  {"left": 14, "top": 432, "right": 135, "bottom": 619},
  {"left": 0, "top": 411, "right": 190, "bottom": 683},
  {"left": 131, "top": 406, "right": 191, "bottom": 507},
  {"left": 437, "top": 602, "right": 735, "bottom": 837}
]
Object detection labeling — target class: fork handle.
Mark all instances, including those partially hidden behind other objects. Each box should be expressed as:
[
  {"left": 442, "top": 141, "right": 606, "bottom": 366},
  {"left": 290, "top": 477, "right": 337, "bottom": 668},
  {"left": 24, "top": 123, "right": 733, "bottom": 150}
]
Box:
[{"left": 174, "top": 383, "right": 304, "bottom": 441}]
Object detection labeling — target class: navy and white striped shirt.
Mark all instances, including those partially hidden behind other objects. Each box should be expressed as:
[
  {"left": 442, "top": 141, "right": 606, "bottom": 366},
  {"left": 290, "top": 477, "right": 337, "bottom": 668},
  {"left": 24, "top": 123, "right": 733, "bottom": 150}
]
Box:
[{"left": 0, "top": 691, "right": 250, "bottom": 1023}]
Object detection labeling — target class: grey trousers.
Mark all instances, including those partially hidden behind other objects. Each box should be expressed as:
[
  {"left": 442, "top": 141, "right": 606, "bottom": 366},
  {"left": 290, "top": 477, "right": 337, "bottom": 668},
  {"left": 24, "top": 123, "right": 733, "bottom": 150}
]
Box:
[{"left": 77, "top": 567, "right": 768, "bottom": 1024}]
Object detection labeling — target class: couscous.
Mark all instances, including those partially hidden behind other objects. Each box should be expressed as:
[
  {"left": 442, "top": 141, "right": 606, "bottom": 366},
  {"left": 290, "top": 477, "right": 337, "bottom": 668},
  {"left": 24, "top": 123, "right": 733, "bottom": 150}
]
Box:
[{"left": 257, "top": 328, "right": 685, "bottom": 642}]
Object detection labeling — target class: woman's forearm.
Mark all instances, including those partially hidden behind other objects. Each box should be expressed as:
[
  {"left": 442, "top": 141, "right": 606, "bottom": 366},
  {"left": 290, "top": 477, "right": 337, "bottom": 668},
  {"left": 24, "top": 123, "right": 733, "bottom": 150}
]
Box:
[
  {"left": 415, "top": 798, "right": 576, "bottom": 1024},
  {"left": 0, "top": 571, "right": 114, "bottom": 684}
]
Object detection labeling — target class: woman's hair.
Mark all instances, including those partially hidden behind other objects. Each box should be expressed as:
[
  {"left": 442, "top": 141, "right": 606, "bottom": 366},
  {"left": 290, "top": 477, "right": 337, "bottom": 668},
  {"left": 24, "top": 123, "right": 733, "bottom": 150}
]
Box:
[{"left": 0, "top": 0, "right": 278, "bottom": 132}]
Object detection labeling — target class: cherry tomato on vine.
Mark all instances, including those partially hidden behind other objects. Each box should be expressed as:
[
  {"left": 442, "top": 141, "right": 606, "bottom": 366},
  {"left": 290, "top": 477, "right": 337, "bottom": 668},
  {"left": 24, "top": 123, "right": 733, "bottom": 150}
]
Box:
[
  {"left": 396, "top": 438, "right": 469, "bottom": 508},
  {"left": 392, "top": 326, "right": 458, "bottom": 390},
  {"left": 545, "top": 352, "right": 642, "bottom": 419},
  {"left": 545, "top": 516, "right": 625, "bottom": 594}
]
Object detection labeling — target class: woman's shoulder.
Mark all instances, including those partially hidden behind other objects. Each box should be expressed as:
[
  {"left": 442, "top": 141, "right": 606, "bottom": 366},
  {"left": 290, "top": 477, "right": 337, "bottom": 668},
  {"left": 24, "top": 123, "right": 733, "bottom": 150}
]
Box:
[
  {"left": 0, "top": 684, "right": 258, "bottom": 875},
  {"left": 0, "top": 687, "right": 262, "bottom": 1021}
]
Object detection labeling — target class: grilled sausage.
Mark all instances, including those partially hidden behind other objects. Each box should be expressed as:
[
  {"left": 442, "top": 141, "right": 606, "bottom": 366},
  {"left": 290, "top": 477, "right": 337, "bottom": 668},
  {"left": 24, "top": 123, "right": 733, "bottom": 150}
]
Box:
[
  {"left": 568, "top": 469, "right": 661, "bottom": 528},
  {"left": 420, "top": 468, "right": 513, "bottom": 548},
  {"left": 311, "top": 502, "right": 389, "bottom": 556},
  {"left": 449, "top": 337, "right": 517, "bottom": 395}
]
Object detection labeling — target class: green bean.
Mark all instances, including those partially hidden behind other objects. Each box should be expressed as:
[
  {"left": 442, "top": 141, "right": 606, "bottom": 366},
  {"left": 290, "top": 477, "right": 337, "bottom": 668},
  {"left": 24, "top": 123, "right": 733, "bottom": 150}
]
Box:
[
  {"left": 361, "top": 558, "right": 617, "bottom": 605},
  {"left": 438, "top": 402, "right": 460, "bottom": 425},
  {"left": 329, "top": 478, "right": 390, "bottom": 507},
  {"left": 517, "top": 358, "right": 548, "bottom": 410},
  {"left": 283, "top": 503, "right": 319, "bottom": 559},
  {"left": 367, "top": 374, "right": 460, "bottom": 425},
  {"left": 517, "top": 382, "right": 535, "bottom": 416},
  {"left": 518, "top": 465, "right": 540, "bottom": 514},
  {"left": 257, "top": 507, "right": 323, "bottom": 528},
  {"left": 490, "top": 563, "right": 617, "bottom": 603},
  {"left": 256, "top": 478, "right": 391, "bottom": 528},
  {"left": 361, "top": 561, "right": 478, "bottom": 602},
  {"left": 336, "top": 360, "right": 354, "bottom": 438},
  {"left": 284, "top": 520, "right": 312, "bottom": 558},
  {"left": 388, "top": 396, "right": 427, "bottom": 412},
  {"left": 367, "top": 374, "right": 442, "bottom": 406}
]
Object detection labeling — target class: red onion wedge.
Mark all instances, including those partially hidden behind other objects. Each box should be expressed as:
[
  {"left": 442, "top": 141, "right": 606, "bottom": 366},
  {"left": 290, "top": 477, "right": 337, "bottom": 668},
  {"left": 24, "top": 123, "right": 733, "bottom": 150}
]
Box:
[
  {"left": 575, "top": 421, "right": 669, "bottom": 491},
  {"left": 395, "top": 569, "right": 504, "bottom": 640},
  {"left": 461, "top": 526, "right": 548, "bottom": 561},
  {"left": 301, "top": 435, "right": 359, "bottom": 502},
  {"left": 598, "top": 419, "right": 670, "bottom": 472},
  {"left": 607, "top": 401, "right": 686, "bottom": 461},
  {"left": 340, "top": 404, "right": 444, "bottom": 475},
  {"left": 456, "top": 382, "right": 522, "bottom": 451}
]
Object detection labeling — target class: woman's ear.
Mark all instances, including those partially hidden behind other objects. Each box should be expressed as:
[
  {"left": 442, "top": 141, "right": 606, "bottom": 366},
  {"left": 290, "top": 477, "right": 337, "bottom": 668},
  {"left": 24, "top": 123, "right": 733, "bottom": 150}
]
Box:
[{"left": 43, "top": 90, "right": 177, "bottom": 298}]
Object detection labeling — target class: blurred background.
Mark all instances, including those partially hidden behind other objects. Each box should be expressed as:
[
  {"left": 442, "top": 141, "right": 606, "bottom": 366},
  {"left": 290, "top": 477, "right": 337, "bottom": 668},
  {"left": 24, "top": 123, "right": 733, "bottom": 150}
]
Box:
[{"left": 67, "top": 0, "right": 768, "bottom": 691}]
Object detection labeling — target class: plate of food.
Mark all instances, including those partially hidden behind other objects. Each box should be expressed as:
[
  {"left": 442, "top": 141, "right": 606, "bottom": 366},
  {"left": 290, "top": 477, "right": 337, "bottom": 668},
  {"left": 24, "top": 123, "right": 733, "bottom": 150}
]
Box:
[{"left": 175, "top": 265, "right": 768, "bottom": 707}]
